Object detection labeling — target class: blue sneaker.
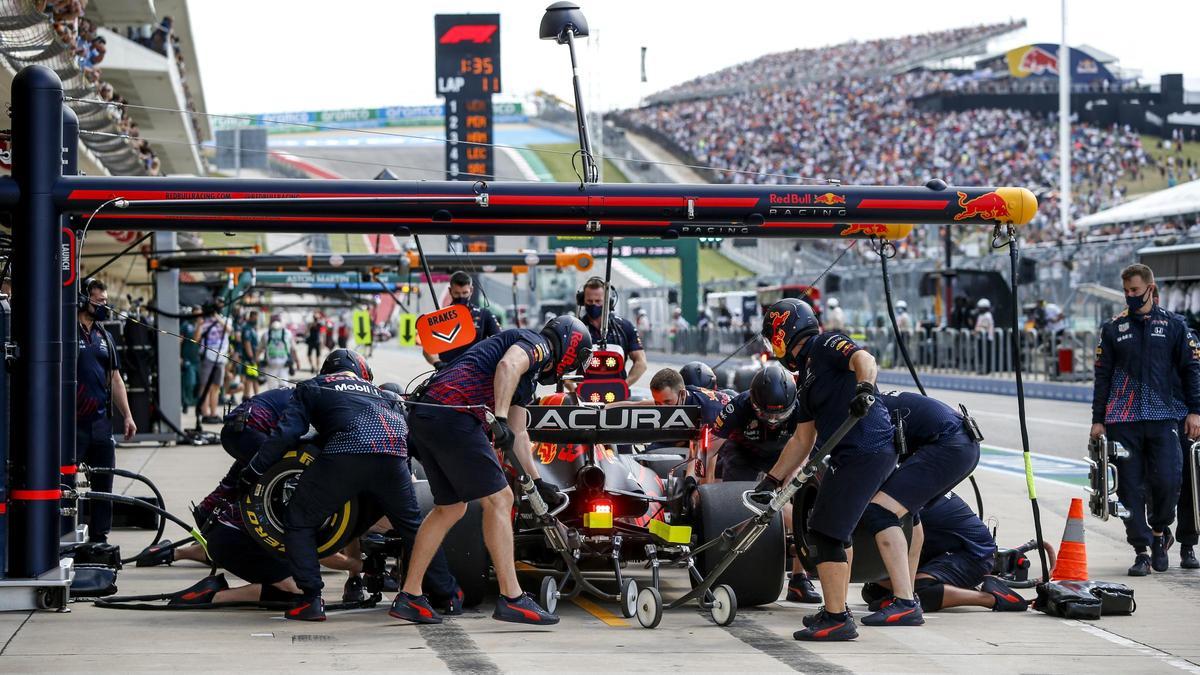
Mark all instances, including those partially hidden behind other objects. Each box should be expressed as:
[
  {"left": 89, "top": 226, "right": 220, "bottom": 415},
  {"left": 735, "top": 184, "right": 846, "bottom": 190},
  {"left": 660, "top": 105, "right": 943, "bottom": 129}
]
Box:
[
  {"left": 861, "top": 596, "right": 924, "bottom": 626},
  {"left": 493, "top": 593, "right": 559, "bottom": 625},
  {"left": 802, "top": 606, "right": 853, "bottom": 627},
  {"left": 389, "top": 591, "right": 443, "bottom": 624},
  {"left": 284, "top": 596, "right": 326, "bottom": 622}
]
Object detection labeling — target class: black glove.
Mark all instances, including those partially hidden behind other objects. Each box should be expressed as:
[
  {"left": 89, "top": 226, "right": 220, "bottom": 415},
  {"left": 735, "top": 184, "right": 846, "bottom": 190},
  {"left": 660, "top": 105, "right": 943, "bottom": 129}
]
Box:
[
  {"left": 490, "top": 416, "right": 514, "bottom": 449},
  {"left": 237, "top": 464, "right": 263, "bottom": 497},
  {"left": 433, "top": 360, "right": 447, "bottom": 371},
  {"left": 534, "top": 478, "right": 566, "bottom": 509},
  {"left": 749, "top": 473, "right": 782, "bottom": 506},
  {"left": 849, "top": 381, "right": 875, "bottom": 418}
]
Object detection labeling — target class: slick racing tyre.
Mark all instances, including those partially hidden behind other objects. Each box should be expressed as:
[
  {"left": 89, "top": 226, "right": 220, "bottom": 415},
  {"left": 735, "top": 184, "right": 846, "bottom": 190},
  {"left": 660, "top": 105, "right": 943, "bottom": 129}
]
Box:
[
  {"left": 240, "top": 445, "right": 361, "bottom": 558},
  {"left": 693, "top": 481, "right": 785, "bottom": 607},
  {"left": 415, "top": 480, "right": 490, "bottom": 607}
]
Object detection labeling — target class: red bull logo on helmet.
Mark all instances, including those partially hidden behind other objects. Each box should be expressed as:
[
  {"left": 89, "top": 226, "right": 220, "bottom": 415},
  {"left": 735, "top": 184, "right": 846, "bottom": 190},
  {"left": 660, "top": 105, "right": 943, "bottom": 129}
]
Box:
[
  {"left": 557, "top": 330, "right": 585, "bottom": 376},
  {"left": 953, "top": 191, "right": 1010, "bottom": 222},
  {"left": 768, "top": 310, "right": 790, "bottom": 357}
]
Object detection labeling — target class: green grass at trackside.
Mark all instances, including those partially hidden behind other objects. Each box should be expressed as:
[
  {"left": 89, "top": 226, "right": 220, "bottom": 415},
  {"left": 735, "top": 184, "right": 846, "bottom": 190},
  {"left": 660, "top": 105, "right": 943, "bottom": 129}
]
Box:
[
  {"left": 1118, "top": 136, "right": 1200, "bottom": 196},
  {"left": 199, "top": 231, "right": 263, "bottom": 251},
  {"left": 528, "top": 143, "right": 629, "bottom": 183},
  {"left": 632, "top": 250, "right": 754, "bottom": 285}
]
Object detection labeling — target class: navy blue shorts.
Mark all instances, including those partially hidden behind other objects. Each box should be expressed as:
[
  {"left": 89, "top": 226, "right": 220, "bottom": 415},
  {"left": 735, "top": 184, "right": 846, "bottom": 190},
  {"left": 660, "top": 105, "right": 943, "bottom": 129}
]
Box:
[
  {"left": 918, "top": 550, "right": 992, "bottom": 589},
  {"left": 718, "top": 445, "right": 776, "bottom": 482},
  {"left": 881, "top": 432, "right": 980, "bottom": 516},
  {"left": 809, "top": 448, "right": 897, "bottom": 544},
  {"left": 408, "top": 407, "right": 509, "bottom": 506},
  {"left": 208, "top": 522, "right": 292, "bottom": 585}
]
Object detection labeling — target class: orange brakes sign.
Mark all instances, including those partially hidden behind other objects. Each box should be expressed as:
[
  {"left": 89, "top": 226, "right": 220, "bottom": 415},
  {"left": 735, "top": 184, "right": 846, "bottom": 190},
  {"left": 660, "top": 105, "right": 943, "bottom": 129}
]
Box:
[{"left": 416, "top": 304, "right": 476, "bottom": 354}]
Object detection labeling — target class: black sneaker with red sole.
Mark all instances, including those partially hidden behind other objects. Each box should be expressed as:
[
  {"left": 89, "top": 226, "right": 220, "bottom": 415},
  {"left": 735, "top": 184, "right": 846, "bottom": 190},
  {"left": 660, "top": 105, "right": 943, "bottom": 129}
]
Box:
[
  {"left": 794, "top": 610, "right": 858, "bottom": 641},
  {"left": 135, "top": 539, "right": 175, "bottom": 567},
  {"left": 802, "top": 606, "right": 854, "bottom": 627},
  {"left": 167, "top": 574, "right": 229, "bottom": 606},
  {"left": 389, "top": 591, "right": 443, "bottom": 624},
  {"left": 981, "top": 577, "right": 1028, "bottom": 612},
  {"left": 284, "top": 596, "right": 326, "bottom": 622},
  {"left": 493, "top": 593, "right": 559, "bottom": 625}
]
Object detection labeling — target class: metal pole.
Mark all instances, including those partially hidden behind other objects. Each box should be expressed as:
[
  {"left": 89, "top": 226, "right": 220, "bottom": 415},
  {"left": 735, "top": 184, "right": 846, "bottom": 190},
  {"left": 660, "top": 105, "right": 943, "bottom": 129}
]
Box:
[
  {"left": 10, "top": 65, "right": 65, "bottom": 577},
  {"left": 1059, "top": 0, "right": 1071, "bottom": 235},
  {"left": 564, "top": 29, "right": 597, "bottom": 184},
  {"left": 60, "top": 106, "right": 78, "bottom": 539},
  {"left": 153, "top": 231, "right": 182, "bottom": 439},
  {"left": 943, "top": 225, "right": 953, "bottom": 327}
]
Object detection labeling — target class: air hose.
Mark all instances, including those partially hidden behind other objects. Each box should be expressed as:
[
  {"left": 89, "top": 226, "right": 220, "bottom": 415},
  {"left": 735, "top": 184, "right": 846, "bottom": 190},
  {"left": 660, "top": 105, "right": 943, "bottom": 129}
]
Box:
[
  {"left": 77, "top": 490, "right": 209, "bottom": 560},
  {"left": 83, "top": 465, "right": 169, "bottom": 563},
  {"left": 876, "top": 240, "right": 986, "bottom": 519}
]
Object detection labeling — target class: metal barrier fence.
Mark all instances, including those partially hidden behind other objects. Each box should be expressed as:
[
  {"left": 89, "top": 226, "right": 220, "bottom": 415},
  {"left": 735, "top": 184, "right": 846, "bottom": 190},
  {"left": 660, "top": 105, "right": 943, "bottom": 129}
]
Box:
[{"left": 647, "top": 325, "right": 1098, "bottom": 383}]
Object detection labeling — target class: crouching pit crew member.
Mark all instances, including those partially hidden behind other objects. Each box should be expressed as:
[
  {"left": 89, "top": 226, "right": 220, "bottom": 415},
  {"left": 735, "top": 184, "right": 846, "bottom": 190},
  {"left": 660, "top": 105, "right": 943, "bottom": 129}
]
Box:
[
  {"left": 712, "top": 365, "right": 821, "bottom": 603},
  {"left": 397, "top": 316, "right": 593, "bottom": 625},
  {"left": 756, "top": 299, "right": 898, "bottom": 642},
  {"left": 861, "top": 491, "right": 1027, "bottom": 613},
  {"left": 241, "top": 349, "right": 460, "bottom": 621},
  {"left": 857, "top": 390, "right": 983, "bottom": 625}
]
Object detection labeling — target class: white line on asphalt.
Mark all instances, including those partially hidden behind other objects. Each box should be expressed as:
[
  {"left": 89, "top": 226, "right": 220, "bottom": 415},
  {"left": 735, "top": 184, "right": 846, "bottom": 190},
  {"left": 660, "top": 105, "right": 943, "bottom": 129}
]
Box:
[
  {"left": 1070, "top": 621, "right": 1200, "bottom": 673},
  {"left": 972, "top": 409, "right": 1092, "bottom": 429}
]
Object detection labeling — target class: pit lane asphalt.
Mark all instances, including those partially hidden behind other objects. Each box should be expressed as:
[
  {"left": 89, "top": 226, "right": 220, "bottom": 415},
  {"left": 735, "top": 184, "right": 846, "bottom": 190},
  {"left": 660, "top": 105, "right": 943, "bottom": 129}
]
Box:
[{"left": 2, "top": 342, "right": 1197, "bottom": 673}]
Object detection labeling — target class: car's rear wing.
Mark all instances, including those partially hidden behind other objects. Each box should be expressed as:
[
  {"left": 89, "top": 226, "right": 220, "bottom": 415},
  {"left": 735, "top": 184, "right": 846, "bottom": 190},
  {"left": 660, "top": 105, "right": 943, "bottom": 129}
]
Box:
[{"left": 525, "top": 405, "right": 702, "bottom": 445}]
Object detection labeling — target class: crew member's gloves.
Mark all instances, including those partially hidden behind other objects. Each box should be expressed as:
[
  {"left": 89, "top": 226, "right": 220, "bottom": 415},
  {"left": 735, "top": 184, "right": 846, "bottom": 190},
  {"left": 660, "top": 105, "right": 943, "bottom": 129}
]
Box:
[
  {"left": 490, "top": 416, "right": 514, "bottom": 449},
  {"left": 433, "top": 360, "right": 447, "bottom": 371},
  {"left": 849, "top": 381, "right": 876, "bottom": 418},
  {"left": 534, "top": 478, "right": 566, "bottom": 509},
  {"left": 749, "top": 473, "right": 782, "bottom": 507},
  {"left": 237, "top": 464, "right": 264, "bottom": 497}
]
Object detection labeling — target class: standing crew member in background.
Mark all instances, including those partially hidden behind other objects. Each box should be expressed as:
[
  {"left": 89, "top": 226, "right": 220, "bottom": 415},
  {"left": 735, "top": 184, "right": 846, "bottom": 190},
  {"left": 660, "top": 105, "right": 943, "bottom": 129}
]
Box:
[
  {"left": 1172, "top": 323, "right": 1200, "bottom": 570},
  {"left": 756, "top": 299, "right": 898, "bottom": 641},
  {"left": 423, "top": 271, "right": 501, "bottom": 369},
  {"left": 578, "top": 277, "right": 647, "bottom": 387},
  {"left": 239, "top": 310, "right": 261, "bottom": 401},
  {"left": 397, "top": 316, "right": 593, "bottom": 626},
  {"left": 259, "top": 317, "right": 297, "bottom": 389},
  {"left": 1092, "top": 264, "right": 1200, "bottom": 576},
  {"left": 195, "top": 302, "right": 231, "bottom": 424},
  {"left": 305, "top": 314, "right": 323, "bottom": 372},
  {"left": 824, "top": 297, "right": 846, "bottom": 331},
  {"left": 973, "top": 298, "right": 995, "bottom": 374},
  {"left": 241, "top": 349, "right": 460, "bottom": 622},
  {"left": 76, "top": 278, "right": 137, "bottom": 544},
  {"left": 712, "top": 365, "right": 822, "bottom": 603}
]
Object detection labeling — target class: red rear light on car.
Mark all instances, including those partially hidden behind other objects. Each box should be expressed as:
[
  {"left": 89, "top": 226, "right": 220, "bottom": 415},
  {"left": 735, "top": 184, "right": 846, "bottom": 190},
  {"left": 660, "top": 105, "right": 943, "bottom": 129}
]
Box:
[{"left": 583, "top": 499, "right": 614, "bottom": 529}]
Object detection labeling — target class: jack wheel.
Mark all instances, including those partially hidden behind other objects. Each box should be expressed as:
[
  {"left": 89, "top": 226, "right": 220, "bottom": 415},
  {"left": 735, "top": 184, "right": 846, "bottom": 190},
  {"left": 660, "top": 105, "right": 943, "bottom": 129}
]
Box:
[
  {"left": 539, "top": 576, "right": 559, "bottom": 615},
  {"left": 620, "top": 578, "right": 638, "bottom": 618},
  {"left": 709, "top": 584, "right": 737, "bottom": 626},
  {"left": 635, "top": 586, "right": 663, "bottom": 629}
]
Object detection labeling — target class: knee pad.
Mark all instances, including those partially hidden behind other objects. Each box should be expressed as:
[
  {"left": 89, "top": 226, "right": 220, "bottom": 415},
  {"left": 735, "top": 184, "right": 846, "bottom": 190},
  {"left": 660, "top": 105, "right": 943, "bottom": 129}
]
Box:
[
  {"left": 914, "top": 578, "right": 945, "bottom": 611},
  {"left": 861, "top": 503, "right": 902, "bottom": 536},
  {"left": 261, "top": 583, "right": 302, "bottom": 603},
  {"left": 808, "top": 530, "right": 848, "bottom": 564}
]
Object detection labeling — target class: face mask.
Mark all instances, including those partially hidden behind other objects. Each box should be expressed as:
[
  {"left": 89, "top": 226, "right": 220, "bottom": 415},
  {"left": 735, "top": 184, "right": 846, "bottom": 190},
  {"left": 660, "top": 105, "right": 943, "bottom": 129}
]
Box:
[
  {"left": 585, "top": 304, "right": 603, "bottom": 319},
  {"left": 451, "top": 296, "right": 469, "bottom": 306},
  {"left": 1126, "top": 288, "right": 1151, "bottom": 313},
  {"left": 90, "top": 302, "right": 109, "bottom": 321}
]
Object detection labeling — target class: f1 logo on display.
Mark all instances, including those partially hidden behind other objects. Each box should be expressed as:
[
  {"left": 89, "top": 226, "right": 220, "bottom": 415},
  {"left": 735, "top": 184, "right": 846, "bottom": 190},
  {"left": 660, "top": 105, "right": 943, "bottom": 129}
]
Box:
[
  {"left": 415, "top": 304, "right": 476, "bottom": 354},
  {"left": 438, "top": 24, "right": 498, "bottom": 44}
]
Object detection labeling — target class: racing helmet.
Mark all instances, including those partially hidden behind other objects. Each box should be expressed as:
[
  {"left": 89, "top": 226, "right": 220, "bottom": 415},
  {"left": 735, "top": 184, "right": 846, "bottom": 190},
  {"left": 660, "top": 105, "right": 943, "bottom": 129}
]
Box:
[
  {"left": 977, "top": 298, "right": 992, "bottom": 310},
  {"left": 760, "top": 299, "right": 820, "bottom": 371},
  {"left": 378, "top": 382, "right": 404, "bottom": 402},
  {"left": 321, "top": 348, "right": 374, "bottom": 382},
  {"left": 540, "top": 315, "right": 593, "bottom": 382},
  {"left": 749, "top": 365, "right": 798, "bottom": 427},
  {"left": 679, "top": 361, "right": 718, "bottom": 390},
  {"left": 895, "top": 300, "right": 907, "bottom": 311},
  {"left": 827, "top": 297, "right": 839, "bottom": 309}
]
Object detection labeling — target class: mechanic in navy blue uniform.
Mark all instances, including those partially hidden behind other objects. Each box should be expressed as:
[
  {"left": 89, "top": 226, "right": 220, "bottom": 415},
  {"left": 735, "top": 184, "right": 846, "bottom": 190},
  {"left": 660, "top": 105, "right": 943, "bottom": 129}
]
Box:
[
  {"left": 861, "top": 492, "right": 1026, "bottom": 613},
  {"left": 578, "top": 277, "right": 647, "bottom": 386},
  {"left": 241, "top": 349, "right": 459, "bottom": 622},
  {"left": 756, "top": 298, "right": 900, "bottom": 641},
  {"left": 865, "top": 391, "right": 982, "bottom": 616},
  {"left": 642, "top": 367, "right": 730, "bottom": 471},
  {"left": 712, "top": 365, "right": 822, "bottom": 604},
  {"left": 76, "top": 278, "right": 137, "bottom": 544},
  {"left": 1091, "top": 264, "right": 1200, "bottom": 576},
  {"left": 396, "top": 316, "right": 593, "bottom": 626},
  {"left": 1170, "top": 320, "right": 1200, "bottom": 570},
  {"left": 423, "top": 271, "right": 501, "bottom": 368}
]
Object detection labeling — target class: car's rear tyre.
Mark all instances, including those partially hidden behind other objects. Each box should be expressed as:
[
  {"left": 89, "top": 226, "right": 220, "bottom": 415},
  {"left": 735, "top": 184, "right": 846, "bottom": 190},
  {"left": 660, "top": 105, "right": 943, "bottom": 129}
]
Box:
[
  {"left": 693, "top": 481, "right": 785, "bottom": 607},
  {"left": 414, "top": 481, "right": 490, "bottom": 607}
]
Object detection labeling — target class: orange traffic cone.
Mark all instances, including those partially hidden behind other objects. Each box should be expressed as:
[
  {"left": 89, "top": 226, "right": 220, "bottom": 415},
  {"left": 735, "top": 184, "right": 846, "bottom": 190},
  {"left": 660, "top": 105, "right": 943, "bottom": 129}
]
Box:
[{"left": 1050, "top": 498, "right": 1089, "bottom": 581}]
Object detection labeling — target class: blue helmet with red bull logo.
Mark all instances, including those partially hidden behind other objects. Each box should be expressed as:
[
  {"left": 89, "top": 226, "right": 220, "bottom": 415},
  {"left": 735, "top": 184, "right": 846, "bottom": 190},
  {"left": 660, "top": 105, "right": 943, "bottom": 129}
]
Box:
[
  {"left": 321, "top": 348, "right": 373, "bottom": 382},
  {"left": 760, "top": 299, "right": 820, "bottom": 371},
  {"left": 540, "top": 315, "right": 593, "bottom": 384}
]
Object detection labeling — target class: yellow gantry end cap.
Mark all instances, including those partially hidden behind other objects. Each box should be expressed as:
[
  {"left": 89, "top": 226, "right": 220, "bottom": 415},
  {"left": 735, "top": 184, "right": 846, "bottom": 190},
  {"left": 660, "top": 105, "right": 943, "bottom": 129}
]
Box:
[
  {"left": 649, "top": 519, "right": 692, "bottom": 544},
  {"left": 995, "top": 187, "right": 1038, "bottom": 226},
  {"left": 881, "top": 224, "right": 912, "bottom": 241}
]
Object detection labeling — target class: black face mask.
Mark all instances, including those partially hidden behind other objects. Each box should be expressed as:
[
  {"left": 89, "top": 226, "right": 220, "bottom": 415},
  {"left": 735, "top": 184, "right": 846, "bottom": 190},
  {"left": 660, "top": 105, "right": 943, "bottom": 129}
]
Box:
[
  {"left": 89, "top": 302, "right": 109, "bottom": 321},
  {"left": 584, "top": 304, "right": 603, "bottom": 320},
  {"left": 451, "top": 296, "right": 470, "bottom": 306}
]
